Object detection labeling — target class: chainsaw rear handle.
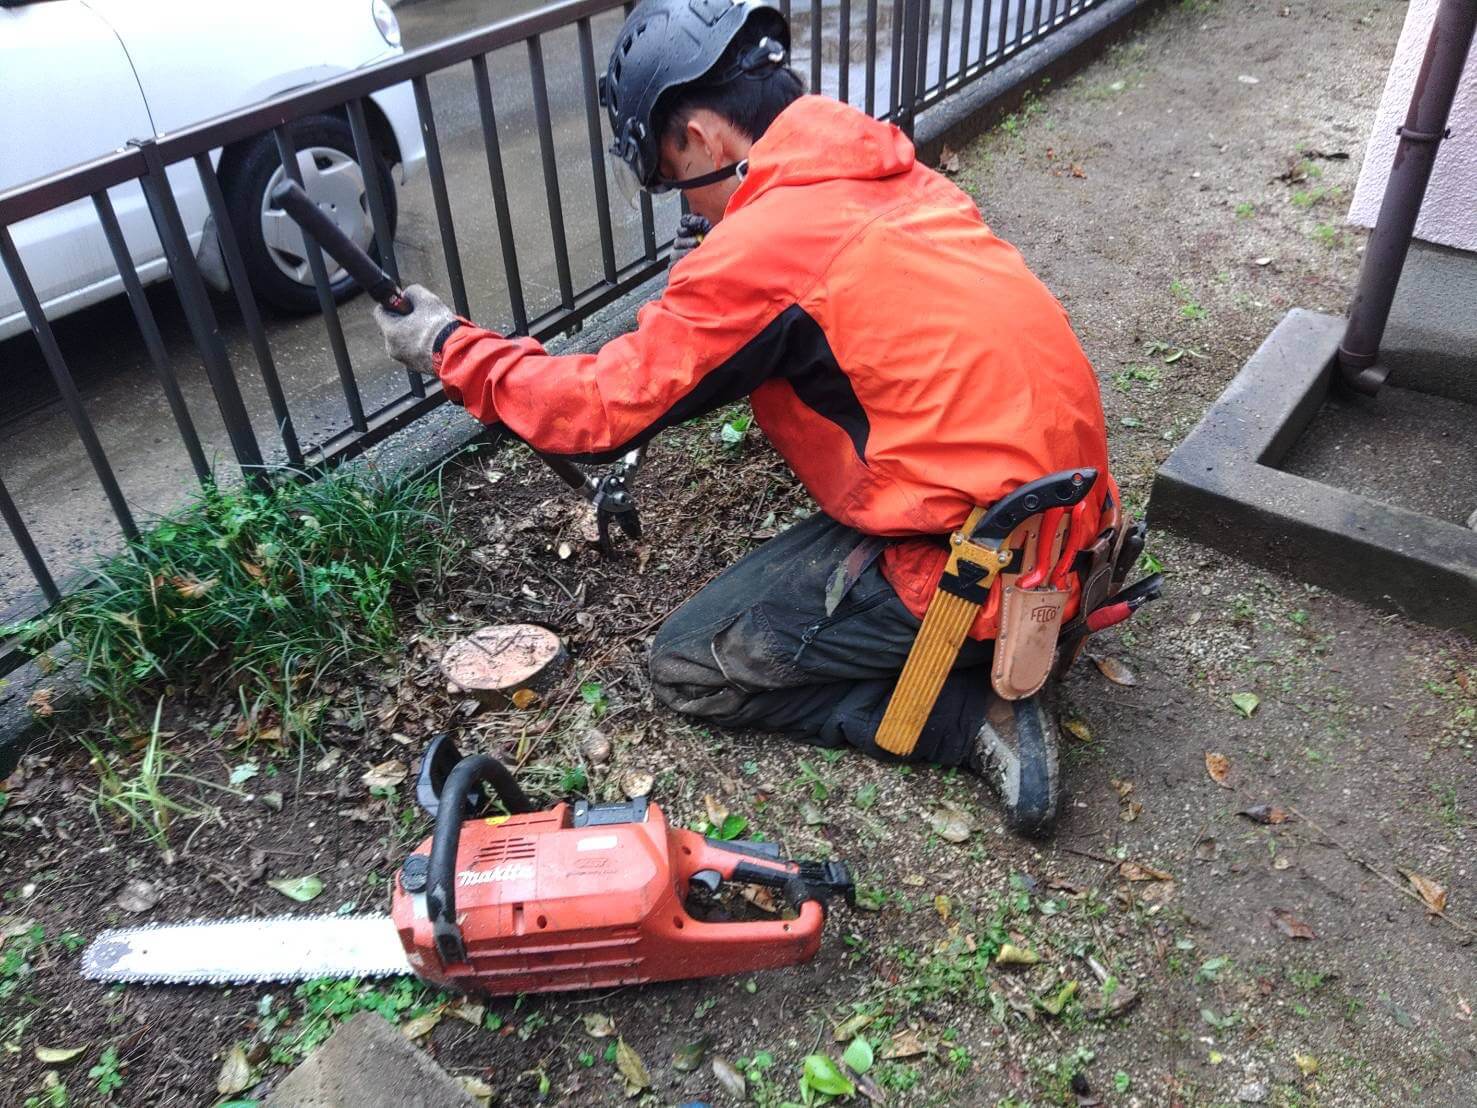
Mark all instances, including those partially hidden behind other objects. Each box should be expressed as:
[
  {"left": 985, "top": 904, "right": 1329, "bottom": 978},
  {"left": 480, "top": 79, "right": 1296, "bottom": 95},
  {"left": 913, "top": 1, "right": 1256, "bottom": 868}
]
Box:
[
  {"left": 677, "top": 832, "right": 856, "bottom": 911},
  {"left": 269, "top": 180, "right": 411, "bottom": 314},
  {"left": 425, "top": 753, "right": 536, "bottom": 965}
]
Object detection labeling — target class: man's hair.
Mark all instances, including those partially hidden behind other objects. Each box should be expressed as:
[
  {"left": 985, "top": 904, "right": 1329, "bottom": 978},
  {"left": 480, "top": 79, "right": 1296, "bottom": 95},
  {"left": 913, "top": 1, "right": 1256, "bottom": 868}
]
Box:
[{"left": 655, "top": 24, "right": 804, "bottom": 151}]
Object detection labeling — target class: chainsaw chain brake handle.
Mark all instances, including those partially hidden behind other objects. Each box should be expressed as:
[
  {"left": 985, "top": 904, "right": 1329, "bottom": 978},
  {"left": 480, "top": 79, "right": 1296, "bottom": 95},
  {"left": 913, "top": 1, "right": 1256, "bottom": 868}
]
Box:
[
  {"left": 423, "top": 745, "right": 536, "bottom": 965},
  {"left": 969, "top": 468, "right": 1099, "bottom": 547},
  {"left": 678, "top": 833, "right": 856, "bottom": 912}
]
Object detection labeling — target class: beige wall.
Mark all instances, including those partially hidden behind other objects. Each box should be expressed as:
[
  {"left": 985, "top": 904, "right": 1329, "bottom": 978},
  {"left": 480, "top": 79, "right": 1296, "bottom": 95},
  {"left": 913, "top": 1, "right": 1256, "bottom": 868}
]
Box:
[{"left": 1348, "top": 0, "right": 1477, "bottom": 252}]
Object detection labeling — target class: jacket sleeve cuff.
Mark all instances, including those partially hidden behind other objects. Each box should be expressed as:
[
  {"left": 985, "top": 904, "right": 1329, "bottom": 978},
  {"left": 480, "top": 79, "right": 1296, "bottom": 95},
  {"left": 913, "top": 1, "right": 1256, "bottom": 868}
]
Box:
[{"left": 432, "top": 319, "right": 464, "bottom": 354}]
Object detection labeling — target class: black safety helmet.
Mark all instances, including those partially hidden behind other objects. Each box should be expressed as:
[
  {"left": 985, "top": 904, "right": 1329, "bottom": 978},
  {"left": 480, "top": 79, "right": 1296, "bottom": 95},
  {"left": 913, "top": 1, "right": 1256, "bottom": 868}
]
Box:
[{"left": 599, "top": 0, "right": 790, "bottom": 193}]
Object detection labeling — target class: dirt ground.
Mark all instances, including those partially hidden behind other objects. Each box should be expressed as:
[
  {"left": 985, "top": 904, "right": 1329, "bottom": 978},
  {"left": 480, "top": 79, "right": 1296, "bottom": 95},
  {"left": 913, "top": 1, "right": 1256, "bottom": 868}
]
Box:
[{"left": 5, "top": 1, "right": 1477, "bottom": 1106}]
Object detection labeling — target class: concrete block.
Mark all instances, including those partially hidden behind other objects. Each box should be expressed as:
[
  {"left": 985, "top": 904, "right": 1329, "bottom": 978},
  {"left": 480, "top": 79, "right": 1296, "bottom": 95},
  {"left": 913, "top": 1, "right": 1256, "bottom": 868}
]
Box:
[
  {"left": 1152, "top": 309, "right": 1477, "bottom": 635},
  {"left": 265, "top": 1012, "right": 477, "bottom": 1108}
]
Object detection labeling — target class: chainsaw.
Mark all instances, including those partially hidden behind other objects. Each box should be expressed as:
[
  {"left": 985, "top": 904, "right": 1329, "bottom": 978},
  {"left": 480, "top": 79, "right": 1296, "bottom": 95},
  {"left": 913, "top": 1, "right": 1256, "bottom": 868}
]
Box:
[{"left": 82, "top": 736, "right": 855, "bottom": 994}]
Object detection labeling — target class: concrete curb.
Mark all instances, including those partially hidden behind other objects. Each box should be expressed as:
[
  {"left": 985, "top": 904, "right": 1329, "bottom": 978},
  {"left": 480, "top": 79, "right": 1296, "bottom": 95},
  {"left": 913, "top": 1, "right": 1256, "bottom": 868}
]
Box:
[{"left": 1151, "top": 308, "right": 1477, "bottom": 634}]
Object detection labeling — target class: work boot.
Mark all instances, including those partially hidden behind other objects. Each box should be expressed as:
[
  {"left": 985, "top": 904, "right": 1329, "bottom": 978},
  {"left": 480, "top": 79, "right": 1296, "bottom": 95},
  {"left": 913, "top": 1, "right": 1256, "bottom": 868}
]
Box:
[{"left": 969, "top": 689, "right": 1061, "bottom": 837}]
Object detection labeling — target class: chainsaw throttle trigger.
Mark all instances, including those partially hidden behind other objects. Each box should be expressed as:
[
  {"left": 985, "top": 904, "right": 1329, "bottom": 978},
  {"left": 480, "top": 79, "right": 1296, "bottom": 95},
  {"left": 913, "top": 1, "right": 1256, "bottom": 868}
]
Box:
[{"left": 426, "top": 754, "right": 536, "bottom": 965}]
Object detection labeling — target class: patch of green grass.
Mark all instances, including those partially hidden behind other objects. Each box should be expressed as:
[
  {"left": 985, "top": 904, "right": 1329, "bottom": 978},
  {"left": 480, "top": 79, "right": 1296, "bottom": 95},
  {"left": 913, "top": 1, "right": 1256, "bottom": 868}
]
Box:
[
  {"left": 1170, "top": 279, "right": 1207, "bottom": 321},
  {"left": 1234, "top": 201, "right": 1255, "bottom": 218},
  {"left": 1112, "top": 364, "right": 1161, "bottom": 392},
  {"left": 6, "top": 466, "right": 456, "bottom": 726},
  {"left": 1311, "top": 222, "right": 1340, "bottom": 246},
  {"left": 80, "top": 699, "right": 237, "bottom": 847},
  {"left": 270, "top": 977, "right": 448, "bottom": 1064}
]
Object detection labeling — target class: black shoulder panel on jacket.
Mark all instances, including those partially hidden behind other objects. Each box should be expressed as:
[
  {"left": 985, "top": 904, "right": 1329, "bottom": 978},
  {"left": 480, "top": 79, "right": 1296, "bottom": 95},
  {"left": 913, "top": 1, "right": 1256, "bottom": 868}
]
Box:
[{"left": 556, "top": 304, "right": 870, "bottom": 465}]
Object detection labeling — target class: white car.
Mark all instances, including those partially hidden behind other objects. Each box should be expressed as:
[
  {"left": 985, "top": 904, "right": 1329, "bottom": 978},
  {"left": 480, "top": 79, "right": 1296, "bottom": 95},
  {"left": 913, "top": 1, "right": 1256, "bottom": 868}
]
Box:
[{"left": 0, "top": 0, "right": 426, "bottom": 340}]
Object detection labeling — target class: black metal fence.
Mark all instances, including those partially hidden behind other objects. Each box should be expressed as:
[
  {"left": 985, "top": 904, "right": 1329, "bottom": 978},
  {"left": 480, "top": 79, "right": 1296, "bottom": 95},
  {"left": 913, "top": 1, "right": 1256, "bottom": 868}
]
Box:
[{"left": 0, "top": 0, "right": 1106, "bottom": 670}]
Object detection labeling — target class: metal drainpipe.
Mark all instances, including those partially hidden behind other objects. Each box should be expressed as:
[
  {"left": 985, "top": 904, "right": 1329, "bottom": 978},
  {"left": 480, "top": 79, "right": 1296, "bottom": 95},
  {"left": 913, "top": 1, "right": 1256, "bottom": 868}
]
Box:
[{"left": 1337, "top": 0, "right": 1477, "bottom": 395}]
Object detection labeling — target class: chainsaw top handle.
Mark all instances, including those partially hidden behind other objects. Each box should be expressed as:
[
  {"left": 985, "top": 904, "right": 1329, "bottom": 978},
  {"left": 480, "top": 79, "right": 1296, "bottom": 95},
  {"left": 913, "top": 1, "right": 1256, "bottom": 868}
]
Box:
[
  {"left": 425, "top": 752, "right": 535, "bottom": 965},
  {"left": 970, "top": 468, "right": 1098, "bottom": 547}
]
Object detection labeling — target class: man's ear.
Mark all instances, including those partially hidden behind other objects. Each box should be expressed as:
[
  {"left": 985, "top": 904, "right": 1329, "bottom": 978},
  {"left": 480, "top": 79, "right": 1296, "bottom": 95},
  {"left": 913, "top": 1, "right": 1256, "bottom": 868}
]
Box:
[{"left": 685, "top": 112, "right": 730, "bottom": 171}]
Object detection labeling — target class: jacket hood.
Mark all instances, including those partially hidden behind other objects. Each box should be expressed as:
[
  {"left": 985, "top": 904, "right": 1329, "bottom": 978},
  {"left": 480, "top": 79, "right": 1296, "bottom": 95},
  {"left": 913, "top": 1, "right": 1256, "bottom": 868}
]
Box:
[{"left": 728, "top": 95, "right": 916, "bottom": 211}]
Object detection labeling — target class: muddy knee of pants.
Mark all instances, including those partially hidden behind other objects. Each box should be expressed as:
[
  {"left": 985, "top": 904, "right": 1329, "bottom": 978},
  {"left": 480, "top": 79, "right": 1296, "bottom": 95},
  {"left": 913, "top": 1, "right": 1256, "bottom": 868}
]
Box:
[{"left": 649, "top": 604, "right": 798, "bottom": 725}]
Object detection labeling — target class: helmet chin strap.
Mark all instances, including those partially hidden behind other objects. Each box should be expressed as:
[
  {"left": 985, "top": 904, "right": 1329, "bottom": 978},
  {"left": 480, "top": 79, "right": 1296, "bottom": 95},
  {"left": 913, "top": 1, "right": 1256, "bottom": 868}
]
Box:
[{"left": 656, "top": 158, "right": 748, "bottom": 192}]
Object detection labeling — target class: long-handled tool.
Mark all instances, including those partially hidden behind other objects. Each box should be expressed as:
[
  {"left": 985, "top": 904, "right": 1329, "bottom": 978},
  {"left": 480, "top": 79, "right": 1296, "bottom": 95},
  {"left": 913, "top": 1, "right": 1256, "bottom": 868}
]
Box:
[
  {"left": 269, "top": 180, "right": 642, "bottom": 554},
  {"left": 83, "top": 736, "right": 854, "bottom": 993}
]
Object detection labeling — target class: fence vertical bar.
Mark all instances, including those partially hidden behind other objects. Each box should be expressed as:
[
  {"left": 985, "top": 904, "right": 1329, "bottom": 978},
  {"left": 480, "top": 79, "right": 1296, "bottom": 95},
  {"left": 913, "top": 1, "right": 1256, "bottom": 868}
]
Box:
[
  {"left": 639, "top": 191, "right": 658, "bottom": 260},
  {"left": 92, "top": 189, "right": 212, "bottom": 484},
  {"left": 809, "top": 0, "right": 823, "bottom": 94},
  {"left": 839, "top": 0, "right": 852, "bottom": 104},
  {"left": 1030, "top": 0, "right": 1044, "bottom": 41},
  {"left": 528, "top": 35, "right": 576, "bottom": 310},
  {"left": 959, "top": 0, "right": 973, "bottom": 73},
  {"left": 1013, "top": 0, "right": 1027, "bottom": 50},
  {"left": 577, "top": 19, "right": 619, "bottom": 284},
  {"left": 0, "top": 471, "right": 58, "bottom": 604},
  {"left": 916, "top": 0, "right": 932, "bottom": 99},
  {"left": 780, "top": 0, "right": 791, "bottom": 24},
  {"left": 346, "top": 98, "right": 423, "bottom": 399},
  {"left": 939, "top": 0, "right": 954, "bottom": 91},
  {"left": 0, "top": 226, "right": 139, "bottom": 540},
  {"left": 191, "top": 155, "right": 307, "bottom": 461},
  {"left": 865, "top": 0, "right": 879, "bottom": 115},
  {"left": 898, "top": 0, "right": 922, "bottom": 134},
  {"left": 995, "top": 0, "right": 1009, "bottom": 58},
  {"left": 889, "top": 0, "right": 905, "bottom": 118},
  {"left": 132, "top": 139, "right": 265, "bottom": 483},
  {"left": 470, "top": 53, "right": 529, "bottom": 334},
  {"left": 273, "top": 125, "right": 367, "bottom": 435},
  {"left": 412, "top": 74, "right": 471, "bottom": 318}
]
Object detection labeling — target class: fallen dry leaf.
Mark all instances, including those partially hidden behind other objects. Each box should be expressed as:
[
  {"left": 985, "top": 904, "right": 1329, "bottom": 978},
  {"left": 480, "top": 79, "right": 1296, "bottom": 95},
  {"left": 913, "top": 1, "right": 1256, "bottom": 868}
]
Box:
[
  {"left": 622, "top": 770, "right": 654, "bottom": 799},
  {"left": 1399, "top": 869, "right": 1448, "bottom": 915},
  {"left": 116, "top": 879, "right": 159, "bottom": 913},
  {"left": 510, "top": 688, "right": 539, "bottom": 710},
  {"left": 886, "top": 1029, "right": 932, "bottom": 1059},
  {"left": 447, "top": 997, "right": 486, "bottom": 1026},
  {"left": 995, "top": 943, "right": 1039, "bottom": 966},
  {"left": 401, "top": 1009, "right": 442, "bottom": 1040},
  {"left": 1270, "top": 908, "right": 1317, "bottom": 940},
  {"left": 35, "top": 1045, "right": 86, "bottom": 1065},
  {"left": 1294, "top": 1053, "right": 1319, "bottom": 1077},
  {"left": 1110, "top": 777, "right": 1135, "bottom": 799},
  {"left": 1070, "top": 163, "right": 1087, "bottom": 178},
  {"left": 170, "top": 575, "right": 218, "bottom": 600},
  {"left": 458, "top": 1075, "right": 494, "bottom": 1105},
  {"left": 26, "top": 688, "right": 55, "bottom": 718},
  {"left": 360, "top": 759, "right": 408, "bottom": 791},
  {"left": 1092, "top": 654, "right": 1138, "bottom": 686},
  {"left": 1205, "top": 752, "right": 1232, "bottom": 788},
  {"left": 740, "top": 885, "right": 779, "bottom": 914},
  {"left": 240, "top": 560, "right": 266, "bottom": 583},
  {"left": 1194, "top": 837, "right": 1219, "bottom": 862},
  {"left": 1064, "top": 718, "right": 1092, "bottom": 743},
  {"left": 703, "top": 794, "right": 729, "bottom": 827},
  {"left": 615, "top": 1037, "right": 651, "bottom": 1095},
  {"left": 582, "top": 1013, "right": 616, "bottom": 1038},
  {"left": 1119, "top": 861, "right": 1172, "bottom": 882},
  {"left": 927, "top": 803, "right": 974, "bottom": 844},
  {"left": 938, "top": 144, "right": 962, "bottom": 174},
  {"left": 712, "top": 1057, "right": 746, "bottom": 1099},
  {"left": 1239, "top": 804, "right": 1293, "bottom": 825},
  {"left": 216, "top": 1043, "right": 256, "bottom": 1096},
  {"left": 1120, "top": 800, "right": 1144, "bottom": 823}
]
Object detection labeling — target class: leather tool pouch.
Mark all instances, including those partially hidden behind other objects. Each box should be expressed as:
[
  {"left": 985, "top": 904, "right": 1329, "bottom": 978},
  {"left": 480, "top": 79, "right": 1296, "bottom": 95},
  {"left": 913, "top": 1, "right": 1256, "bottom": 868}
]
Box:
[{"left": 990, "top": 514, "right": 1068, "bottom": 701}]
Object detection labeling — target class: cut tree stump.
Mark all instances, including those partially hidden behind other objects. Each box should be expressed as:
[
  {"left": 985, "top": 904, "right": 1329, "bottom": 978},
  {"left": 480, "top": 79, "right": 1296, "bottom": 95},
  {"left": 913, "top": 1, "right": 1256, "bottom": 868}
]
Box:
[{"left": 440, "top": 624, "right": 568, "bottom": 709}]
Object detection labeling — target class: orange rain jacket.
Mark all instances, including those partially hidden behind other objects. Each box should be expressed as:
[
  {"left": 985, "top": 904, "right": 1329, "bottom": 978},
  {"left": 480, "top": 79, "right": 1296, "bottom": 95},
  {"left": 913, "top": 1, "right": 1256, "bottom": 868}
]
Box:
[{"left": 436, "top": 95, "right": 1113, "bottom": 638}]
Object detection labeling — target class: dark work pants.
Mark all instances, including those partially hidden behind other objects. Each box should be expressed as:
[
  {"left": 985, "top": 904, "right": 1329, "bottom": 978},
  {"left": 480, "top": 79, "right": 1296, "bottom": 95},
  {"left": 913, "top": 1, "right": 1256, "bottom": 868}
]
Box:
[{"left": 648, "top": 512, "right": 994, "bottom": 766}]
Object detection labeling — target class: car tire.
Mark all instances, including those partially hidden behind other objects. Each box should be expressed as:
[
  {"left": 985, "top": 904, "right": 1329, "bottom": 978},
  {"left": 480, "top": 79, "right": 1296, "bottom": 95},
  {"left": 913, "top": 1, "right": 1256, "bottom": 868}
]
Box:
[{"left": 221, "top": 114, "right": 397, "bottom": 314}]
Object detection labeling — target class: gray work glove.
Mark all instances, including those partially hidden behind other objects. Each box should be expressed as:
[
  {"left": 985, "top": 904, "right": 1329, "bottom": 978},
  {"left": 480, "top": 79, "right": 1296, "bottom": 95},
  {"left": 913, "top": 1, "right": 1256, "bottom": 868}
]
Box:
[
  {"left": 671, "top": 213, "right": 712, "bottom": 266},
  {"left": 373, "top": 283, "right": 457, "bottom": 378}
]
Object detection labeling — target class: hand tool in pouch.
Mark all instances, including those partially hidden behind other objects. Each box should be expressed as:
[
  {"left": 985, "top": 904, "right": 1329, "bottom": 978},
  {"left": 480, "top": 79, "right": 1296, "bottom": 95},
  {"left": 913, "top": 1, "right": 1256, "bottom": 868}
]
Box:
[
  {"left": 269, "top": 181, "right": 643, "bottom": 555},
  {"left": 83, "top": 735, "right": 854, "bottom": 993},
  {"left": 875, "top": 468, "right": 1098, "bottom": 756},
  {"left": 991, "top": 502, "right": 1078, "bottom": 701}
]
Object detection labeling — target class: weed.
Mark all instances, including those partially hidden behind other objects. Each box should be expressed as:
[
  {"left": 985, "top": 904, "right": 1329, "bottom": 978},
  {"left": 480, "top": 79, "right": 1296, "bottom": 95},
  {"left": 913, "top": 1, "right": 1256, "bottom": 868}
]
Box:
[
  {"left": 1112, "top": 364, "right": 1161, "bottom": 392},
  {"left": 88, "top": 1047, "right": 124, "bottom": 1097},
  {"left": 81, "top": 700, "right": 235, "bottom": 848},
  {"left": 1235, "top": 201, "right": 1255, "bottom": 218},
  {"left": 1171, "top": 279, "right": 1207, "bottom": 321},
  {"left": 277, "top": 977, "right": 447, "bottom": 1063},
  {"left": 1311, "top": 222, "right": 1339, "bottom": 246},
  {"left": 6, "top": 466, "right": 454, "bottom": 728}
]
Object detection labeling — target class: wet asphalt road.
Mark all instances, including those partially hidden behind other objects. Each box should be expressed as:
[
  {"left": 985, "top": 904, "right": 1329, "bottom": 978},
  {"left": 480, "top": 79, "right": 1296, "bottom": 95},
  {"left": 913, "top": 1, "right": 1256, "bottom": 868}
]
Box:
[{"left": 0, "top": 0, "right": 1020, "bottom": 616}]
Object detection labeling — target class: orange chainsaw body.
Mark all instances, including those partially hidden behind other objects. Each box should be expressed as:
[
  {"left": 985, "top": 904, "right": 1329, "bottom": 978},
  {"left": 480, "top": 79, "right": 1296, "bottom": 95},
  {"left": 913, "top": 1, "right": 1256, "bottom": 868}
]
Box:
[{"left": 390, "top": 798, "right": 843, "bottom": 994}]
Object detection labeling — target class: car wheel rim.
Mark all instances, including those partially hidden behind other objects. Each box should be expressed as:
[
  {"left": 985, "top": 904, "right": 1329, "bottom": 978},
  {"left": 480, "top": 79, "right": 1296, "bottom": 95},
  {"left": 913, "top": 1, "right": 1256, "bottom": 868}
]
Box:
[{"left": 258, "top": 146, "right": 373, "bottom": 288}]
